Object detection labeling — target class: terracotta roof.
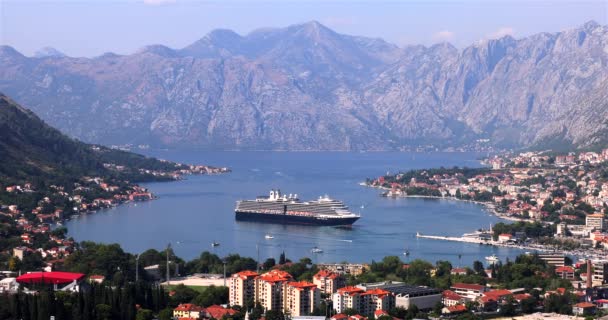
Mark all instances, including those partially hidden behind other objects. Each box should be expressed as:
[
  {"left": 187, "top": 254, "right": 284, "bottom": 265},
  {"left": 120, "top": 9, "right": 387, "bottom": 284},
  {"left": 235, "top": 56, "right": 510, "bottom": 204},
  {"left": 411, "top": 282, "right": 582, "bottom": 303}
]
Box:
[
  {"left": 484, "top": 289, "right": 512, "bottom": 298},
  {"left": 451, "top": 283, "right": 485, "bottom": 291},
  {"left": 205, "top": 305, "right": 237, "bottom": 319},
  {"left": 442, "top": 290, "right": 463, "bottom": 301},
  {"left": 315, "top": 269, "right": 339, "bottom": 279},
  {"left": 337, "top": 286, "right": 365, "bottom": 295},
  {"left": 258, "top": 270, "right": 292, "bottom": 282},
  {"left": 514, "top": 293, "right": 532, "bottom": 301},
  {"left": 235, "top": 270, "right": 259, "bottom": 279},
  {"left": 360, "top": 288, "right": 390, "bottom": 297},
  {"left": 574, "top": 302, "right": 596, "bottom": 308},
  {"left": 374, "top": 310, "right": 389, "bottom": 317},
  {"left": 174, "top": 304, "right": 204, "bottom": 312},
  {"left": 445, "top": 305, "right": 467, "bottom": 313},
  {"left": 288, "top": 281, "right": 317, "bottom": 289},
  {"left": 555, "top": 266, "right": 575, "bottom": 273},
  {"left": 331, "top": 314, "right": 348, "bottom": 320},
  {"left": 478, "top": 296, "right": 496, "bottom": 304}
]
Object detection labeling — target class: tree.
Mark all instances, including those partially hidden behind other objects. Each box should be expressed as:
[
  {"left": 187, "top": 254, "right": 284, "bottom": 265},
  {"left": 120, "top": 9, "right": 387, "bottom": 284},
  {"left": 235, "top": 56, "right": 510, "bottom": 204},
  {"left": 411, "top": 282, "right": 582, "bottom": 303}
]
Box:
[
  {"left": 279, "top": 252, "right": 286, "bottom": 265},
  {"left": 343, "top": 308, "right": 359, "bottom": 316},
  {"left": 472, "top": 261, "right": 485, "bottom": 275},
  {"left": 95, "top": 304, "right": 112, "bottom": 320},
  {"left": 265, "top": 309, "right": 285, "bottom": 320},
  {"left": 169, "top": 284, "right": 198, "bottom": 307},
  {"left": 158, "top": 308, "right": 174, "bottom": 320},
  {"left": 192, "top": 286, "right": 229, "bottom": 307},
  {"left": 499, "top": 296, "right": 517, "bottom": 317},
  {"left": 521, "top": 297, "right": 537, "bottom": 314},
  {"left": 432, "top": 301, "right": 444, "bottom": 316},
  {"left": 135, "top": 309, "right": 154, "bottom": 320},
  {"left": 262, "top": 258, "right": 276, "bottom": 270},
  {"left": 249, "top": 302, "right": 264, "bottom": 320}
]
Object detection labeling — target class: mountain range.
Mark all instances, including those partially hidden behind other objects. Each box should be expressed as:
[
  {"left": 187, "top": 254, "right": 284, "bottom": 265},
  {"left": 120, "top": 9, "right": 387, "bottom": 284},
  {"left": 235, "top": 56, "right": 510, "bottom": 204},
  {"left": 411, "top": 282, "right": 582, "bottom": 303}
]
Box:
[{"left": 0, "top": 20, "right": 606, "bottom": 151}]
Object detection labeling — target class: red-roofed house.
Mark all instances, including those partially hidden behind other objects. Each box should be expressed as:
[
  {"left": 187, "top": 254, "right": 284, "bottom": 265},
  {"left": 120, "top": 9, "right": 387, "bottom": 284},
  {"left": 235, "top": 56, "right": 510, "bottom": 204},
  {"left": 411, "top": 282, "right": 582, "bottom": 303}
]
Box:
[
  {"left": 313, "top": 269, "right": 344, "bottom": 294},
  {"left": 498, "top": 233, "right": 513, "bottom": 243},
  {"left": 555, "top": 266, "right": 575, "bottom": 280},
  {"left": 442, "top": 290, "right": 465, "bottom": 307},
  {"left": 595, "top": 299, "right": 608, "bottom": 309},
  {"left": 450, "top": 283, "right": 488, "bottom": 301},
  {"left": 331, "top": 314, "right": 368, "bottom": 320},
  {"left": 173, "top": 304, "right": 204, "bottom": 319},
  {"left": 88, "top": 275, "right": 105, "bottom": 284},
  {"left": 442, "top": 304, "right": 467, "bottom": 315},
  {"left": 573, "top": 302, "right": 596, "bottom": 316},
  {"left": 203, "top": 305, "right": 238, "bottom": 319}
]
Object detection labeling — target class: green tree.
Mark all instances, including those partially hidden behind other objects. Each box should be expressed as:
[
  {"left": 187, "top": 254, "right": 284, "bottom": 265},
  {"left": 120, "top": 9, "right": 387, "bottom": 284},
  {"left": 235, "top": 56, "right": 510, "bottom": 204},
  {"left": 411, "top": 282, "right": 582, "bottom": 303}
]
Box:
[
  {"left": 95, "top": 304, "right": 112, "bottom": 320},
  {"left": 265, "top": 309, "right": 285, "bottom": 320},
  {"left": 135, "top": 309, "right": 154, "bottom": 320},
  {"left": 158, "top": 308, "right": 174, "bottom": 320}
]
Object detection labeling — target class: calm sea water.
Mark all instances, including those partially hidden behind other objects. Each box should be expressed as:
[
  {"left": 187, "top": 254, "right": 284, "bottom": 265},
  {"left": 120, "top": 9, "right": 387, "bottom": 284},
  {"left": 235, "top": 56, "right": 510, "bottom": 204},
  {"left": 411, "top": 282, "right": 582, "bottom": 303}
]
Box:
[{"left": 66, "top": 151, "right": 524, "bottom": 267}]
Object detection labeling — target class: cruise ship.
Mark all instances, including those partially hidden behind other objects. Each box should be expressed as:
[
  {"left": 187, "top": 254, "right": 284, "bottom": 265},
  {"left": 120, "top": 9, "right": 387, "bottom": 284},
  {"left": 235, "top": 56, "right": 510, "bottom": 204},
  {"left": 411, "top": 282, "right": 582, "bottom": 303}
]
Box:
[{"left": 235, "top": 189, "right": 360, "bottom": 226}]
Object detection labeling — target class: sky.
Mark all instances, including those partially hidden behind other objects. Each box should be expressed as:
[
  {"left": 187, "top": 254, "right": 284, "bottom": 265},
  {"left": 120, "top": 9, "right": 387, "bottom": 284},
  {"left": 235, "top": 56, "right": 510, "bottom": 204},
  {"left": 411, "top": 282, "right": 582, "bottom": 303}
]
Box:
[{"left": 0, "top": 0, "right": 606, "bottom": 57}]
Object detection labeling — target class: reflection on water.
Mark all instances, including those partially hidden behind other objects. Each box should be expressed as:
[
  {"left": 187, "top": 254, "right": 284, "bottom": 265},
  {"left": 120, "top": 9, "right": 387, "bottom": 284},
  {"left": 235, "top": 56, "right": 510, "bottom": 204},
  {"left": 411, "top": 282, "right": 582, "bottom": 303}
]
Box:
[{"left": 66, "top": 151, "right": 524, "bottom": 266}]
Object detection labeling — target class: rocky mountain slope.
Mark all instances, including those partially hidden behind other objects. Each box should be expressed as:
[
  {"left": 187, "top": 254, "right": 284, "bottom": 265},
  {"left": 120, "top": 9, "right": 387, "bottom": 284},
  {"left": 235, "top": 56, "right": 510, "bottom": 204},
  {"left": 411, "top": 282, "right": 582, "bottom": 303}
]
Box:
[{"left": 0, "top": 21, "right": 606, "bottom": 150}]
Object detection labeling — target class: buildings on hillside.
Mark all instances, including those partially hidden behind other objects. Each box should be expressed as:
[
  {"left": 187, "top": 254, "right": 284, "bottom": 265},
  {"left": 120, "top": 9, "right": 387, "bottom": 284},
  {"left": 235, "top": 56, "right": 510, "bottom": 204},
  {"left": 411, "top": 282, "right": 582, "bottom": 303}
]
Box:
[
  {"left": 313, "top": 269, "right": 344, "bottom": 295},
  {"left": 332, "top": 286, "right": 393, "bottom": 316},
  {"left": 229, "top": 269, "right": 320, "bottom": 317},
  {"left": 229, "top": 270, "right": 259, "bottom": 307},
  {"left": 357, "top": 281, "right": 442, "bottom": 310}
]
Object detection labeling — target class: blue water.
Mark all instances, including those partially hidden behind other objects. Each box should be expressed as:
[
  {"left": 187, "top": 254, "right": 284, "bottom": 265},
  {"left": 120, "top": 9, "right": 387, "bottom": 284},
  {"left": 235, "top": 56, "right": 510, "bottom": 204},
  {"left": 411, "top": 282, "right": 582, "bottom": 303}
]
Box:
[{"left": 66, "top": 151, "right": 524, "bottom": 267}]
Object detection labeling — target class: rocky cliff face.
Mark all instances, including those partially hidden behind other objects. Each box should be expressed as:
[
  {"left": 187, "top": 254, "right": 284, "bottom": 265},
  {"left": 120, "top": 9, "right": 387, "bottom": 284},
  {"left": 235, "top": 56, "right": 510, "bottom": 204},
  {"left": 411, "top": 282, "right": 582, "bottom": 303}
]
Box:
[{"left": 0, "top": 21, "right": 606, "bottom": 150}]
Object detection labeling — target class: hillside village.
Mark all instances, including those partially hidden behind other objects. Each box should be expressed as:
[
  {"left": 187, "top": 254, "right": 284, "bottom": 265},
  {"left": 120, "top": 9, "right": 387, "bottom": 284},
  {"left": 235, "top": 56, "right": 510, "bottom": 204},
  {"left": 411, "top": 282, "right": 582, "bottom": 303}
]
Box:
[{"left": 368, "top": 150, "right": 608, "bottom": 251}]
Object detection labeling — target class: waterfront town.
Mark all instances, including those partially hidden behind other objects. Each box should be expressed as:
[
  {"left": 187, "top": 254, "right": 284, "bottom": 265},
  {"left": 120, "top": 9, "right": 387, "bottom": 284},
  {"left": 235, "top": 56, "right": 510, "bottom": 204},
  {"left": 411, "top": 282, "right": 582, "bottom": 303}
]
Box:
[
  {"left": 366, "top": 149, "right": 608, "bottom": 259},
  {"left": 0, "top": 160, "right": 228, "bottom": 289},
  {"left": 3, "top": 151, "right": 608, "bottom": 318}
]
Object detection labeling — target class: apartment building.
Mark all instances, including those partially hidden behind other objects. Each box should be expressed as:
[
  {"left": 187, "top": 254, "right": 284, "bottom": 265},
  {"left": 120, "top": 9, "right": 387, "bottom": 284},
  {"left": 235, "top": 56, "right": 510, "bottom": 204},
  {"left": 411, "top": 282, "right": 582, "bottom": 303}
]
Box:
[
  {"left": 229, "top": 270, "right": 259, "bottom": 307},
  {"left": 229, "top": 269, "right": 320, "bottom": 316},
  {"left": 284, "top": 281, "right": 320, "bottom": 316},
  {"left": 450, "top": 283, "right": 489, "bottom": 301},
  {"left": 332, "top": 286, "right": 394, "bottom": 316},
  {"left": 255, "top": 270, "right": 293, "bottom": 311},
  {"left": 313, "top": 269, "right": 344, "bottom": 295}
]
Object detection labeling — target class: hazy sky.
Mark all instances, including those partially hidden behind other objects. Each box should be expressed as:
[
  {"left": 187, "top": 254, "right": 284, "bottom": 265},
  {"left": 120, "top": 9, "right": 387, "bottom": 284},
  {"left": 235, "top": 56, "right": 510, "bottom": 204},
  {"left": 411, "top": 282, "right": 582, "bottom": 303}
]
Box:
[{"left": 1, "top": 0, "right": 606, "bottom": 57}]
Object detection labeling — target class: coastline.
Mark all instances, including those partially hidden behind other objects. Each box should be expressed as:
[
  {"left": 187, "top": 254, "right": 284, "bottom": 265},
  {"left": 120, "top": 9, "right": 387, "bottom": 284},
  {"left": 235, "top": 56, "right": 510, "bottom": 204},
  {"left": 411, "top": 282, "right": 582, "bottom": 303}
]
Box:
[
  {"left": 359, "top": 182, "right": 533, "bottom": 223},
  {"left": 59, "top": 171, "right": 228, "bottom": 226}
]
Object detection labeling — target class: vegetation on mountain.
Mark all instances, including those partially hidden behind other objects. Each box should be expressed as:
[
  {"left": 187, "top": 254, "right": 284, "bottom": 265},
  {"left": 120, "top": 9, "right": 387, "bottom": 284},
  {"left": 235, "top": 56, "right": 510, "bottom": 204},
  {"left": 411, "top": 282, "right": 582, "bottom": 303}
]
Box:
[{"left": 0, "top": 93, "right": 189, "bottom": 186}]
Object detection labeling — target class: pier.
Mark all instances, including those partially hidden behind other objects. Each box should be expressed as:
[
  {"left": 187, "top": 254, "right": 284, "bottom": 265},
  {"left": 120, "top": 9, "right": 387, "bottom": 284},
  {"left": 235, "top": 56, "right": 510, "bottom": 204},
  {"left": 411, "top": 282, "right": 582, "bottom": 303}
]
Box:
[
  {"left": 416, "top": 232, "right": 494, "bottom": 245},
  {"left": 416, "top": 232, "right": 553, "bottom": 253}
]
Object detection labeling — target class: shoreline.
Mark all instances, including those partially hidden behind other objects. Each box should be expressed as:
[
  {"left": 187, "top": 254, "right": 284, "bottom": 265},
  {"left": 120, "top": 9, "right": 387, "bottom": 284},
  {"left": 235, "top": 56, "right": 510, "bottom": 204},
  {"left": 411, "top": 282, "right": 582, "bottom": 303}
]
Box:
[
  {"left": 360, "top": 182, "right": 533, "bottom": 223},
  {"left": 57, "top": 172, "right": 227, "bottom": 227}
]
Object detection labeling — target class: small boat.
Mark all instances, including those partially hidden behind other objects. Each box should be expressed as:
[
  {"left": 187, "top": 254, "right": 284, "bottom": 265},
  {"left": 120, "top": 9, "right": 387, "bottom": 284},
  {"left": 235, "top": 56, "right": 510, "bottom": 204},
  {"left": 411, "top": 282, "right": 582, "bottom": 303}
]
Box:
[
  {"left": 485, "top": 254, "right": 499, "bottom": 263},
  {"left": 211, "top": 241, "right": 220, "bottom": 247},
  {"left": 265, "top": 234, "right": 274, "bottom": 240},
  {"left": 403, "top": 250, "right": 410, "bottom": 256},
  {"left": 311, "top": 247, "right": 323, "bottom": 253}
]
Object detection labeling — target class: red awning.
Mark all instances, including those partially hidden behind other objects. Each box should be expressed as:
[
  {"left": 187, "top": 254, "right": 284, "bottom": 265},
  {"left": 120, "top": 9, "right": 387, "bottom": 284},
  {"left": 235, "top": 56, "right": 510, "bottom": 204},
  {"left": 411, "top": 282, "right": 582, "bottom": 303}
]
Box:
[{"left": 16, "top": 271, "right": 85, "bottom": 284}]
